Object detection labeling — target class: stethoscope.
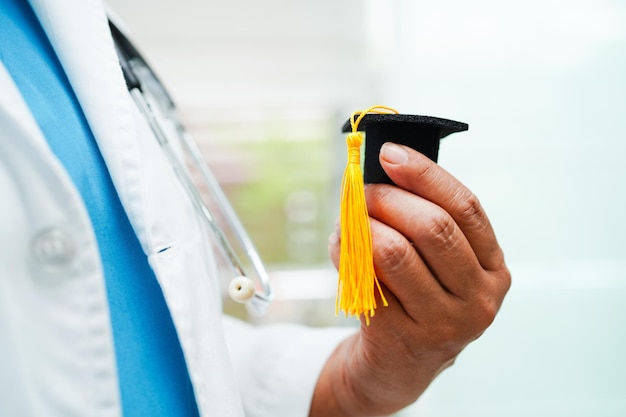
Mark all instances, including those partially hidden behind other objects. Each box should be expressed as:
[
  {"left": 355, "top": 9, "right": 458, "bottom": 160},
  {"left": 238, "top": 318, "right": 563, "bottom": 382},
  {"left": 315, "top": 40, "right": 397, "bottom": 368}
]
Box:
[{"left": 108, "top": 20, "right": 273, "bottom": 315}]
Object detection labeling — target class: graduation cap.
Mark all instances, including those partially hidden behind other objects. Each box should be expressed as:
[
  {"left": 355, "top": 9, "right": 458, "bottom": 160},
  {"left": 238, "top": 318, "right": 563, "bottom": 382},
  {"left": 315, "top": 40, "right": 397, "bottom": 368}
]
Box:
[
  {"left": 335, "top": 106, "right": 468, "bottom": 325},
  {"left": 341, "top": 113, "right": 468, "bottom": 184}
]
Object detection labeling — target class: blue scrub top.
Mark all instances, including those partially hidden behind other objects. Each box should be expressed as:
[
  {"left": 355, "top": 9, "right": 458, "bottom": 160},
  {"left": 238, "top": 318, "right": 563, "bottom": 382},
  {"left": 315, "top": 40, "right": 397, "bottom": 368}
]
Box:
[{"left": 0, "top": 1, "right": 200, "bottom": 416}]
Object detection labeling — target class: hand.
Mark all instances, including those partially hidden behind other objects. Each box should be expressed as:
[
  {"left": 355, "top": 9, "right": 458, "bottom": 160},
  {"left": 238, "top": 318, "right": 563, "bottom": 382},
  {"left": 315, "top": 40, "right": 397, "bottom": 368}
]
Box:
[{"left": 310, "top": 142, "right": 511, "bottom": 417}]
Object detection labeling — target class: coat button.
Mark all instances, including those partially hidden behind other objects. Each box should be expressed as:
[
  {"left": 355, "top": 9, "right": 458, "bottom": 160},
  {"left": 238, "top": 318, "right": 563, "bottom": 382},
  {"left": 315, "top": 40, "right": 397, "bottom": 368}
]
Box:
[{"left": 31, "top": 227, "right": 76, "bottom": 268}]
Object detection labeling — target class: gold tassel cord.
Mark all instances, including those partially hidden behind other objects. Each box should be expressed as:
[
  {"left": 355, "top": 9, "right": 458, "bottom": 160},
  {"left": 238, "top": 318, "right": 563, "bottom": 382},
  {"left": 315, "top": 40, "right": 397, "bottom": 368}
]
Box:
[{"left": 336, "top": 105, "right": 397, "bottom": 325}]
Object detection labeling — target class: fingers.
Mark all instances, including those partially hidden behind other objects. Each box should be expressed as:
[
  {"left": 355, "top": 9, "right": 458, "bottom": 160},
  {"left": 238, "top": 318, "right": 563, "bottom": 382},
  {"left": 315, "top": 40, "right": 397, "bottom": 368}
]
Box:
[
  {"left": 329, "top": 142, "right": 510, "bottom": 313},
  {"left": 329, "top": 216, "right": 455, "bottom": 317},
  {"left": 329, "top": 211, "right": 507, "bottom": 335},
  {"left": 365, "top": 185, "right": 485, "bottom": 299},
  {"left": 368, "top": 218, "right": 452, "bottom": 316},
  {"left": 379, "top": 143, "right": 505, "bottom": 273}
]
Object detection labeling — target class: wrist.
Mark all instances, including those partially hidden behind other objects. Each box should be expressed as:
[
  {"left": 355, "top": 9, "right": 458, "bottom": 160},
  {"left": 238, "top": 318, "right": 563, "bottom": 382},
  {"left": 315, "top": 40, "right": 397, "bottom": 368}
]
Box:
[
  {"left": 309, "top": 332, "right": 408, "bottom": 417},
  {"left": 309, "top": 334, "right": 359, "bottom": 417}
]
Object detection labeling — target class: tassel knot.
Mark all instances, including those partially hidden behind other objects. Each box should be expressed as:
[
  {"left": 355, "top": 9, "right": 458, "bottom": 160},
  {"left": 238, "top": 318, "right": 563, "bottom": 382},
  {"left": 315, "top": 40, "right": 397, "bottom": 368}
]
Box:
[{"left": 347, "top": 133, "right": 363, "bottom": 165}]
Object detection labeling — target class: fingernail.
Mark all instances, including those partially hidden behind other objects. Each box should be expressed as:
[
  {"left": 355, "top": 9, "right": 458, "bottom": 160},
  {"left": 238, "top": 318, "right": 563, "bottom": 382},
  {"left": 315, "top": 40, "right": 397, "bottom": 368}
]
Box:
[{"left": 380, "top": 142, "right": 408, "bottom": 165}]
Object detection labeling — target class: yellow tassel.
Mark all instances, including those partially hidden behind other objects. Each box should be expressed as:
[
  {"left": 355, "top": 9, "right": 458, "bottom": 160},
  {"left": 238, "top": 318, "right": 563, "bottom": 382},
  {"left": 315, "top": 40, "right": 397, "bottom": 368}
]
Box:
[{"left": 336, "top": 105, "right": 397, "bottom": 325}]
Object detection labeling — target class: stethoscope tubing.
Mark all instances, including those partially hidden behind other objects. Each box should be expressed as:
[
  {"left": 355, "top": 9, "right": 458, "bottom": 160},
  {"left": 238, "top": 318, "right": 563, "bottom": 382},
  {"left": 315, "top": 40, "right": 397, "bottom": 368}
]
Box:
[{"left": 110, "top": 19, "right": 273, "bottom": 315}]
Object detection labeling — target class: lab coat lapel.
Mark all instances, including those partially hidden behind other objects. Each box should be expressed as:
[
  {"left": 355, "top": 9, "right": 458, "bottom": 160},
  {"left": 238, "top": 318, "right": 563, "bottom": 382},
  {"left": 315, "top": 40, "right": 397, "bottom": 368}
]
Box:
[{"left": 28, "top": 0, "right": 147, "bottom": 243}]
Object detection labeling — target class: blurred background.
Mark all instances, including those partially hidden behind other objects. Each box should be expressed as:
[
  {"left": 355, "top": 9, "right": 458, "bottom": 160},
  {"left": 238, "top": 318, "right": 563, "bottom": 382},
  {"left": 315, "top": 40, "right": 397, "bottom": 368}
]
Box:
[{"left": 108, "top": 0, "right": 626, "bottom": 415}]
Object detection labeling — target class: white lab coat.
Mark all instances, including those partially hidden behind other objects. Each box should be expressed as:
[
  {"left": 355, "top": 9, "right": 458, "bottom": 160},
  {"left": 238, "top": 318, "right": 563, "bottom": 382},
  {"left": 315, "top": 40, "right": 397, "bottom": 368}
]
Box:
[{"left": 0, "top": 0, "right": 351, "bottom": 416}]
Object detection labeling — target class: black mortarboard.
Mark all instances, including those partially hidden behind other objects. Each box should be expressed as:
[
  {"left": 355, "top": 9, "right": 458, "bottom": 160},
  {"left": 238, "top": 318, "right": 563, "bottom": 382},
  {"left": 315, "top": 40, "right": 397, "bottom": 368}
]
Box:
[
  {"left": 335, "top": 108, "right": 468, "bottom": 324},
  {"left": 341, "top": 114, "right": 468, "bottom": 185}
]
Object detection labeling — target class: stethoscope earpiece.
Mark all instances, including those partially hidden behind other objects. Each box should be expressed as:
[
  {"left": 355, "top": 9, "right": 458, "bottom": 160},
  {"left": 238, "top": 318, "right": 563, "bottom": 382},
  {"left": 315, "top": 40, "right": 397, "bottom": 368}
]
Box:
[{"left": 228, "top": 276, "right": 256, "bottom": 303}]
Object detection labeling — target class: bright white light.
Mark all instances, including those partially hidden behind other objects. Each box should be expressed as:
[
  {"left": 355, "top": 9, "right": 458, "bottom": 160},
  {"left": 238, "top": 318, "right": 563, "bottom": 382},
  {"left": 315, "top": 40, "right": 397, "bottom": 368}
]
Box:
[{"left": 392, "top": 0, "right": 626, "bottom": 72}]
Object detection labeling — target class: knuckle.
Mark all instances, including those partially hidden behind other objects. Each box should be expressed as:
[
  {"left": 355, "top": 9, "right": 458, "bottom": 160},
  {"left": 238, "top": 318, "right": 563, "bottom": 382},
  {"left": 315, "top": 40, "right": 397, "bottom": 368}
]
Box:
[
  {"left": 365, "top": 183, "right": 393, "bottom": 203},
  {"left": 472, "top": 293, "right": 499, "bottom": 330},
  {"left": 499, "top": 265, "right": 512, "bottom": 293},
  {"left": 417, "top": 291, "right": 504, "bottom": 354},
  {"left": 455, "top": 191, "right": 485, "bottom": 224},
  {"left": 373, "top": 233, "right": 414, "bottom": 273},
  {"left": 364, "top": 184, "right": 395, "bottom": 216},
  {"left": 480, "top": 299, "right": 499, "bottom": 328},
  {"left": 424, "top": 212, "right": 456, "bottom": 247},
  {"left": 428, "top": 323, "right": 470, "bottom": 357},
  {"left": 412, "top": 160, "right": 439, "bottom": 187},
  {"left": 413, "top": 156, "right": 437, "bottom": 176}
]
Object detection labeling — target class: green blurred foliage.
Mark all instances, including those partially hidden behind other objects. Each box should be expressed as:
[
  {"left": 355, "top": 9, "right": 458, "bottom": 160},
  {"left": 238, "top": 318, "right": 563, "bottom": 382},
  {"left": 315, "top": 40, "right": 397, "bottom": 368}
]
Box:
[{"left": 226, "top": 137, "right": 336, "bottom": 266}]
